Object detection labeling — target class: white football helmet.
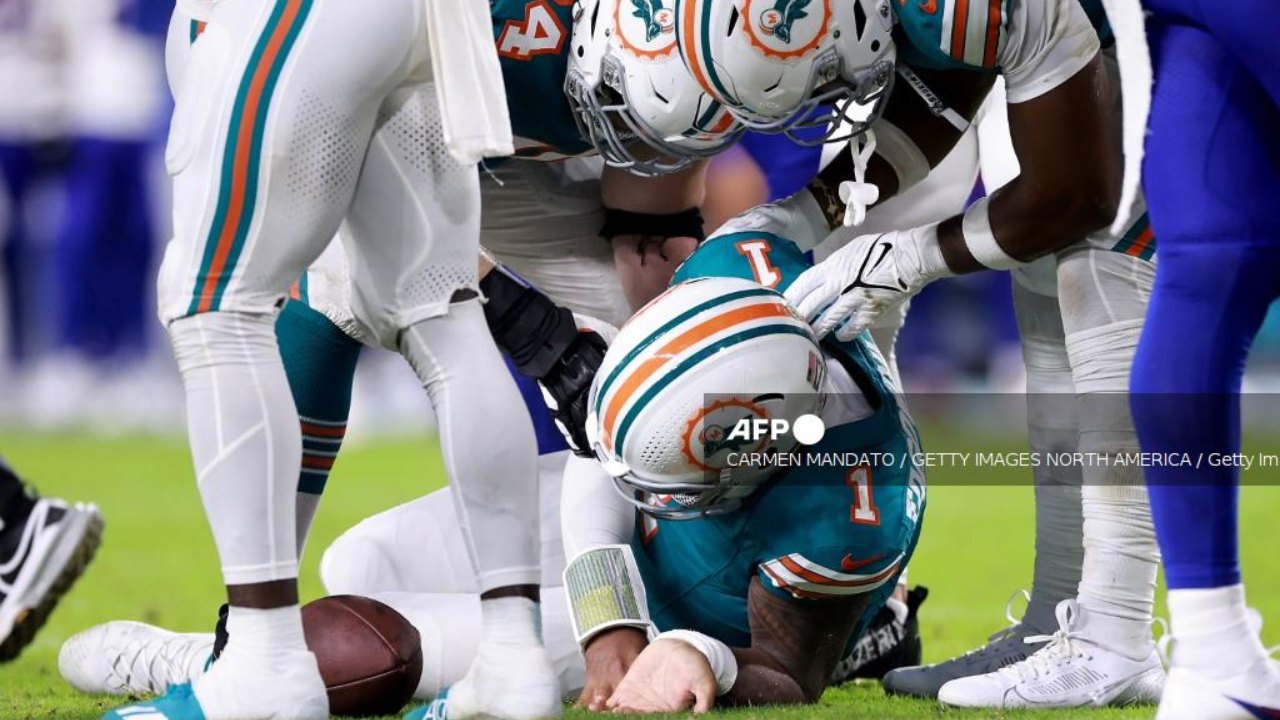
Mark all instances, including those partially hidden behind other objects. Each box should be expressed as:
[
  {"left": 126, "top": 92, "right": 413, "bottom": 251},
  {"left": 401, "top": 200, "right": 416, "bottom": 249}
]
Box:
[
  {"left": 674, "top": 0, "right": 895, "bottom": 144},
  {"left": 588, "top": 276, "right": 826, "bottom": 519},
  {"left": 566, "top": 0, "right": 744, "bottom": 176}
]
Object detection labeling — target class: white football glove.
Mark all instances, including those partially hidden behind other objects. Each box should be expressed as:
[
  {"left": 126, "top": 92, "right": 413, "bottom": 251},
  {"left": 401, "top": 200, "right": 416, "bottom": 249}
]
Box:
[{"left": 784, "top": 224, "right": 950, "bottom": 342}]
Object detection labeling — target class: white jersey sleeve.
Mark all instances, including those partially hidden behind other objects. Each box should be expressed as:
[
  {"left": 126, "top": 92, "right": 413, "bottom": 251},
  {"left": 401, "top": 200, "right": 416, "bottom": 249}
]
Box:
[{"left": 999, "top": 0, "right": 1101, "bottom": 103}]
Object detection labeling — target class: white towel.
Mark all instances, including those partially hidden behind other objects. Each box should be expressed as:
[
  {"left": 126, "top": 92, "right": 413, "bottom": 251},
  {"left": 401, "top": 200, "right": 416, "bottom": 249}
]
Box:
[
  {"left": 424, "top": 0, "right": 515, "bottom": 163},
  {"left": 1100, "top": 0, "right": 1152, "bottom": 235}
]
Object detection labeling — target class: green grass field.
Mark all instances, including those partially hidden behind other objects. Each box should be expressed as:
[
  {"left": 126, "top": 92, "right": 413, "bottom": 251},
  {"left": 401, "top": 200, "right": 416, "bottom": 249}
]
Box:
[{"left": 3, "top": 430, "right": 1279, "bottom": 720}]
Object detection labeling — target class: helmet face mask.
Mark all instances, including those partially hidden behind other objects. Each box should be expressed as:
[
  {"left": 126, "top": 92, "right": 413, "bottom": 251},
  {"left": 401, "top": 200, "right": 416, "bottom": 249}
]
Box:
[
  {"left": 565, "top": 0, "right": 743, "bottom": 176},
  {"left": 588, "top": 277, "right": 828, "bottom": 520}
]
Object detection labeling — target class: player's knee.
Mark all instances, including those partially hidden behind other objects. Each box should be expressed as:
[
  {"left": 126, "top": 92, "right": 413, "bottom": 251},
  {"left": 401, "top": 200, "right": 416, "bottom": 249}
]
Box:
[
  {"left": 320, "top": 532, "right": 402, "bottom": 596},
  {"left": 167, "top": 310, "right": 279, "bottom": 373}
]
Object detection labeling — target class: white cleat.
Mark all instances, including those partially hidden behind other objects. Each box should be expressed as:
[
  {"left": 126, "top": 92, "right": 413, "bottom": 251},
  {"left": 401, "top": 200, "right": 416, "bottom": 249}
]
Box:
[
  {"left": 192, "top": 644, "right": 329, "bottom": 720},
  {"left": 938, "top": 599, "right": 1165, "bottom": 709},
  {"left": 882, "top": 589, "right": 1046, "bottom": 698},
  {"left": 59, "top": 621, "right": 213, "bottom": 695},
  {"left": 446, "top": 639, "right": 562, "bottom": 720},
  {"left": 1156, "top": 660, "right": 1280, "bottom": 720}
]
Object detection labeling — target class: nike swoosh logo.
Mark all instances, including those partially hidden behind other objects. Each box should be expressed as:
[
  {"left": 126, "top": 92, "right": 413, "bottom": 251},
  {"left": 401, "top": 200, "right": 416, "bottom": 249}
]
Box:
[
  {"left": 1230, "top": 697, "right": 1280, "bottom": 720},
  {"left": 841, "top": 553, "right": 884, "bottom": 572},
  {"left": 919, "top": 0, "right": 938, "bottom": 14},
  {"left": 867, "top": 242, "right": 893, "bottom": 273}
]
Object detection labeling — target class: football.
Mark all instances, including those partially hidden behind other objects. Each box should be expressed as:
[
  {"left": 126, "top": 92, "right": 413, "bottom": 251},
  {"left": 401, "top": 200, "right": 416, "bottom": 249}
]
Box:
[{"left": 302, "top": 595, "right": 424, "bottom": 717}]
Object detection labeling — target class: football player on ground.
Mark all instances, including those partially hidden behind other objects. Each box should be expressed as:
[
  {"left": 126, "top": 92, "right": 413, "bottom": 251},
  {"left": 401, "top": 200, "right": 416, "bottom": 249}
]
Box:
[
  {"left": 116, "top": 0, "right": 566, "bottom": 716},
  {"left": 0, "top": 459, "right": 102, "bottom": 663},
  {"left": 672, "top": 0, "right": 1165, "bottom": 708},
  {"left": 61, "top": 230, "right": 926, "bottom": 716},
  {"left": 1124, "top": 0, "right": 1280, "bottom": 716}
]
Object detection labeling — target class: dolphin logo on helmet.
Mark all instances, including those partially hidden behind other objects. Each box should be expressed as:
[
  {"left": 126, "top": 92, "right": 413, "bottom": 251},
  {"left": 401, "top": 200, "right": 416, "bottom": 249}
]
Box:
[
  {"left": 631, "top": 0, "right": 674, "bottom": 42},
  {"left": 758, "top": 0, "right": 812, "bottom": 43}
]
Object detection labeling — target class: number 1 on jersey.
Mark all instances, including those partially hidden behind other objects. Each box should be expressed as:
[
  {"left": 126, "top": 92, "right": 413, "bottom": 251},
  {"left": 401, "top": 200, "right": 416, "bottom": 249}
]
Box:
[
  {"left": 846, "top": 466, "right": 880, "bottom": 525},
  {"left": 497, "top": 0, "right": 566, "bottom": 60},
  {"left": 735, "top": 239, "right": 782, "bottom": 288}
]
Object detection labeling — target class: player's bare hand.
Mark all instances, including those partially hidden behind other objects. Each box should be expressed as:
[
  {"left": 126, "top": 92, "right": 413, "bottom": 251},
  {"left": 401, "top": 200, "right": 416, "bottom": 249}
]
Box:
[
  {"left": 605, "top": 638, "right": 717, "bottom": 714},
  {"left": 578, "top": 627, "right": 648, "bottom": 711}
]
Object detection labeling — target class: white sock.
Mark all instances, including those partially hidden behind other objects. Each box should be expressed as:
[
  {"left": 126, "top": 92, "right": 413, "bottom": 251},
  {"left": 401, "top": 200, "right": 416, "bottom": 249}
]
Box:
[
  {"left": 1068, "top": 323, "right": 1160, "bottom": 656},
  {"left": 399, "top": 303, "right": 541, "bottom": 591},
  {"left": 1169, "top": 585, "right": 1269, "bottom": 678},
  {"left": 225, "top": 605, "right": 308, "bottom": 654},
  {"left": 169, "top": 311, "right": 300, "bottom": 586},
  {"left": 480, "top": 596, "right": 543, "bottom": 647}
]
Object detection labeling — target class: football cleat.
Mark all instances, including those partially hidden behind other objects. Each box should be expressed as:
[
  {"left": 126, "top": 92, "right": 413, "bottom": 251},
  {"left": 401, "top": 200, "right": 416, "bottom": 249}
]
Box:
[
  {"left": 0, "top": 483, "right": 104, "bottom": 662},
  {"left": 445, "top": 639, "right": 562, "bottom": 720},
  {"left": 882, "top": 589, "right": 1046, "bottom": 698},
  {"left": 937, "top": 599, "right": 1165, "bottom": 708},
  {"left": 833, "top": 585, "right": 928, "bottom": 682},
  {"left": 102, "top": 682, "right": 206, "bottom": 720},
  {"left": 59, "top": 621, "right": 214, "bottom": 695},
  {"left": 103, "top": 644, "right": 328, "bottom": 720},
  {"left": 403, "top": 688, "right": 450, "bottom": 720},
  {"left": 1156, "top": 659, "right": 1280, "bottom": 720}
]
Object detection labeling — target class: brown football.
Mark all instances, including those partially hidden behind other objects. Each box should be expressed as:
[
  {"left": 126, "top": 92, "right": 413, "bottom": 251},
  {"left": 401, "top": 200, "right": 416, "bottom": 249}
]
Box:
[{"left": 302, "top": 595, "right": 424, "bottom": 717}]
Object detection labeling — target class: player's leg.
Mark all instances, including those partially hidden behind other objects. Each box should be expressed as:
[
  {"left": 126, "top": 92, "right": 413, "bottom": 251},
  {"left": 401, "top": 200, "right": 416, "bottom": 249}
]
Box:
[
  {"left": 0, "top": 459, "right": 103, "bottom": 662},
  {"left": 340, "top": 80, "right": 559, "bottom": 719},
  {"left": 1133, "top": 12, "right": 1280, "bottom": 719},
  {"left": 940, "top": 244, "right": 1166, "bottom": 708},
  {"left": 276, "top": 295, "right": 361, "bottom": 555},
  {"left": 321, "top": 459, "right": 579, "bottom": 701},
  {"left": 131, "top": 1, "right": 424, "bottom": 718},
  {"left": 885, "top": 261, "right": 1083, "bottom": 697}
]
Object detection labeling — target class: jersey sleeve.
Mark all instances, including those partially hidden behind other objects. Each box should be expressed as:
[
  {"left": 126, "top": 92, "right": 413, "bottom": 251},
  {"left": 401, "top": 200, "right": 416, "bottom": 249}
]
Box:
[
  {"left": 758, "top": 551, "right": 905, "bottom": 600},
  {"left": 999, "top": 0, "right": 1100, "bottom": 103},
  {"left": 894, "top": 0, "right": 1099, "bottom": 103}
]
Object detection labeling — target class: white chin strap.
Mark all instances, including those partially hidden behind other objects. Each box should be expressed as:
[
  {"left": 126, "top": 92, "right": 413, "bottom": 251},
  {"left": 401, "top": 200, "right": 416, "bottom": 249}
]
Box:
[{"left": 838, "top": 127, "right": 880, "bottom": 228}]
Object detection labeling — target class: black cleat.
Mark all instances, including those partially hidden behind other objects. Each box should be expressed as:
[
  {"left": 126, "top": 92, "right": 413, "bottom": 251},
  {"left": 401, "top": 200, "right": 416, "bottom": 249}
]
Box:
[
  {"left": 832, "top": 585, "right": 927, "bottom": 683},
  {"left": 0, "top": 478, "right": 104, "bottom": 662}
]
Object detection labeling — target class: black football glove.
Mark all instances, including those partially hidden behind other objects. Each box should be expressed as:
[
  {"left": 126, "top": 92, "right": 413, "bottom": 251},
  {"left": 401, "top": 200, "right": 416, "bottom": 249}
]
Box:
[
  {"left": 539, "top": 329, "right": 608, "bottom": 457},
  {"left": 831, "top": 585, "right": 928, "bottom": 683}
]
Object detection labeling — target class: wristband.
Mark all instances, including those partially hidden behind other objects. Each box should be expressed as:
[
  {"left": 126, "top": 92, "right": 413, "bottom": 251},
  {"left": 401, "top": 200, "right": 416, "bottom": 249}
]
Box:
[
  {"left": 961, "top": 197, "right": 1022, "bottom": 270},
  {"left": 563, "top": 545, "right": 656, "bottom": 649},
  {"left": 600, "top": 207, "right": 706, "bottom": 242},
  {"left": 654, "top": 629, "right": 739, "bottom": 696}
]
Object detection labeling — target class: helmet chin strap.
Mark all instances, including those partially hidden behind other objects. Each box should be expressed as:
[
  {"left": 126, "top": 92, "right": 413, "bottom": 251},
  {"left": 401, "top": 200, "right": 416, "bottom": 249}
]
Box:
[{"left": 838, "top": 127, "right": 880, "bottom": 228}]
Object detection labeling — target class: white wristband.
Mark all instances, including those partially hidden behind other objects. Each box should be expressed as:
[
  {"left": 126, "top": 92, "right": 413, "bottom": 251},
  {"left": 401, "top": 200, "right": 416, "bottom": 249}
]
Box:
[
  {"left": 961, "top": 197, "right": 1022, "bottom": 270},
  {"left": 654, "top": 629, "right": 739, "bottom": 696}
]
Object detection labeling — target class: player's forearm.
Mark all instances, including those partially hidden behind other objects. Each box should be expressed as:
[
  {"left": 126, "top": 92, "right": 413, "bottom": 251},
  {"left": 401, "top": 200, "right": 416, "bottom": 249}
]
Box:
[{"left": 937, "top": 55, "right": 1121, "bottom": 274}]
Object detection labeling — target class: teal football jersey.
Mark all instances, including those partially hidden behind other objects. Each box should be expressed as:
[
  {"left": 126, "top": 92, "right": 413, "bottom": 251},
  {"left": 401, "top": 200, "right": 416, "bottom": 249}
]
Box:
[
  {"left": 491, "top": 0, "right": 594, "bottom": 158},
  {"left": 632, "top": 232, "right": 926, "bottom": 649},
  {"left": 894, "top": 0, "right": 1111, "bottom": 73}
]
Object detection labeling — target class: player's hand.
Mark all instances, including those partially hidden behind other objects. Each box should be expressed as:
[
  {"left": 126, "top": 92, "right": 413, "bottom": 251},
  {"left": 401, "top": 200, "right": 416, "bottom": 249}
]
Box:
[
  {"left": 540, "top": 315, "right": 615, "bottom": 458},
  {"left": 578, "top": 626, "right": 648, "bottom": 711},
  {"left": 784, "top": 226, "right": 948, "bottom": 342},
  {"left": 605, "top": 638, "right": 718, "bottom": 714}
]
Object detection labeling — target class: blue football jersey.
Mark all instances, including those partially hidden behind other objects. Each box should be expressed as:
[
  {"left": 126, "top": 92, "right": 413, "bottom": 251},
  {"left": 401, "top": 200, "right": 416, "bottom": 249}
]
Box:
[{"left": 632, "top": 232, "right": 926, "bottom": 650}]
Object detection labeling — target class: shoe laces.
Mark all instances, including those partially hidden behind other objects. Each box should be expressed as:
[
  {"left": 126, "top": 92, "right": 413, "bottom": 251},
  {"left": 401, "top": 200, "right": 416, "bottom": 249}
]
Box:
[
  {"left": 998, "top": 599, "right": 1090, "bottom": 684},
  {"left": 107, "top": 634, "right": 209, "bottom": 695}
]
